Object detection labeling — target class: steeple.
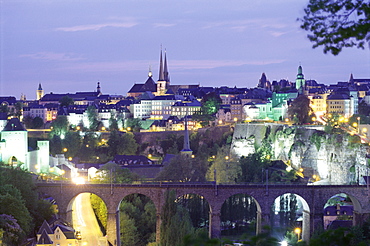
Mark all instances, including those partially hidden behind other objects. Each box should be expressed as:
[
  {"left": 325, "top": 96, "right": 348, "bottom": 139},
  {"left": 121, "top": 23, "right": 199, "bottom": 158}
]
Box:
[
  {"left": 295, "top": 65, "right": 305, "bottom": 94},
  {"left": 349, "top": 73, "right": 354, "bottom": 84},
  {"left": 181, "top": 116, "right": 192, "bottom": 156},
  {"left": 157, "top": 47, "right": 167, "bottom": 95},
  {"left": 37, "top": 83, "right": 44, "bottom": 100},
  {"left": 163, "top": 49, "right": 170, "bottom": 84},
  {"left": 158, "top": 49, "right": 165, "bottom": 81},
  {"left": 148, "top": 65, "right": 153, "bottom": 78},
  {"left": 97, "top": 81, "right": 101, "bottom": 94}
]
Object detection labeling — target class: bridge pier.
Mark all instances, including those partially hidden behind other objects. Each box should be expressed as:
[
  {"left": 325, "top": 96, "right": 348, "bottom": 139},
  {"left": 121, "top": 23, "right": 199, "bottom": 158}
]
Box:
[
  {"left": 302, "top": 209, "right": 310, "bottom": 242},
  {"left": 107, "top": 210, "right": 118, "bottom": 246},
  {"left": 312, "top": 211, "right": 324, "bottom": 234},
  {"left": 209, "top": 211, "right": 221, "bottom": 238},
  {"left": 256, "top": 210, "right": 270, "bottom": 234},
  {"left": 156, "top": 213, "right": 161, "bottom": 242}
]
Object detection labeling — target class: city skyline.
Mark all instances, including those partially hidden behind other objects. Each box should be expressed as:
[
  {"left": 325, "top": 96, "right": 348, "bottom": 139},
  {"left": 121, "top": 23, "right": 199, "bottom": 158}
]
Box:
[{"left": 1, "top": 0, "right": 369, "bottom": 99}]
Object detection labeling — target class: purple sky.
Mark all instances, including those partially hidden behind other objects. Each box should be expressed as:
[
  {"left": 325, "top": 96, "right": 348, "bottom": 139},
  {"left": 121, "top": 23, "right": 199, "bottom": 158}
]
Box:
[{"left": 1, "top": 0, "right": 369, "bottom": 99}]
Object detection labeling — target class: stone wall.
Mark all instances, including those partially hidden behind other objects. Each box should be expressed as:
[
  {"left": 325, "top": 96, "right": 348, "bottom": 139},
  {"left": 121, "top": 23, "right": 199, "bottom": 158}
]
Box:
[{"left": 231, "top": 123, "right": 368, "bottom": 185}]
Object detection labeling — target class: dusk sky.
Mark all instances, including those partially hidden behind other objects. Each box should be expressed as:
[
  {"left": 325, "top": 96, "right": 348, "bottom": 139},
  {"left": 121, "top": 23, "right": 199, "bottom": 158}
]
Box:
[{"left": 1, "top": 0, "right": 369, "bottom": 99}]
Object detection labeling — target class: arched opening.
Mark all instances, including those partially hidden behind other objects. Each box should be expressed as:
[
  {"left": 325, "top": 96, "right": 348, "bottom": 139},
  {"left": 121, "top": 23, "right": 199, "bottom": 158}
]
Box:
[
  {"left": 271, "top": 193, "right": 310, "bottom": 243},
  {"left": 119, "top": 193, "right": 157, "bottom": 246},
  {"left": 323, "top": 193, "right": 355, "bottom": 230},
  {"left": 175, "top": 193, "right": 210, "bottom": 230},
  {"left": 67, "top": 192, "right": 107, "bottom": 245},
  {"left": 220, "top": 193, "right": 259, "bottom": 238}
]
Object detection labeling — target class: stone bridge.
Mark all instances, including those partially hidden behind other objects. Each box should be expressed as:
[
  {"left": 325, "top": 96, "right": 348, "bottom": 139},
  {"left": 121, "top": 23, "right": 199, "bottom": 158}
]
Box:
[{"left": 36, "top": 183, "right": 370, "bottom": 246}]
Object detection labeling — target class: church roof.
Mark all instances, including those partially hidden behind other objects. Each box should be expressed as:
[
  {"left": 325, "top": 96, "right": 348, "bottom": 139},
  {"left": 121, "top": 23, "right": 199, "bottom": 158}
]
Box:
[
  {"left": 37, "top": 220, "right": 53, "bottom": 234},
  {"left": 37, "top": 229, "right": 53, "bottom": 244},
  {"left": 3, "top": 118, "right": 26, "bottom": 131}
]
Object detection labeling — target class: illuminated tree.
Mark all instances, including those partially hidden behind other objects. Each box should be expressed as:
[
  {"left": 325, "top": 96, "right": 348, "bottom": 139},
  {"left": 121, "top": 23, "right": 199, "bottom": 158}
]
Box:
[
  {"left": 207, "top": 146, "right": 241, "bottom": 184},
  {"left": 299, "top": 0, "right": 370, "bottom": 55},
  {"left": 87, "top": 105, "right": 100, "bottom": 130},
  {"left": 193, "top": 92, "right": 222, "bottom": 126},
  {"left": 50, "top": 115, "right": 69, "bottom": 138},
  {"left": 287, "top": 95, "right": 313, "bottom": 125}
]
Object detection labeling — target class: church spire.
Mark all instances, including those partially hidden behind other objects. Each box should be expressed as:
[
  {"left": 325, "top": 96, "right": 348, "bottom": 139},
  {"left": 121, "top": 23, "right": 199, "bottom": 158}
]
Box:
[
  {"left": 97, "top": 81, "right": 101, "bottom": 94},
  {"left": 37, "top": 83, "right": 44, "bottom": 100},
  {"left": 349, "top": 73, "right": 354, "bottom": 84},
  {"left": 295, "top": 65, "right": 305, "bottom": 94},
  {"left": 158, "top": 48, "right": 165, "bottom": 81},
  {"left": 164, "top": 49, "right": 170, "bottom": 84},
  {"left": 148, "top": 65, "right": 153, "bottom": 78}
]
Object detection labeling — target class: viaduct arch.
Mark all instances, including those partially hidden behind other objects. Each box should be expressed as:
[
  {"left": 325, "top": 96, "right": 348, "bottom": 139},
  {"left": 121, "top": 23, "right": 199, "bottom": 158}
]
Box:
[{"left": 36, "top": 183, "right": 370, "bottom": 246}]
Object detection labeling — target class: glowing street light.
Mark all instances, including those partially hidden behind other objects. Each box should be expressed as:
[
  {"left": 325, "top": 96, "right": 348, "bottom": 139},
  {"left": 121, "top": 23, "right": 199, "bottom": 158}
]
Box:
[
  {"left": 294, "top": 227, "right": 301, "bottom": 241},
  {"left": 63, "top": 148, "right": 68, "bottom": 152},
  {"left": 280, "top": 240, "right": 288, "bottom": 246}
]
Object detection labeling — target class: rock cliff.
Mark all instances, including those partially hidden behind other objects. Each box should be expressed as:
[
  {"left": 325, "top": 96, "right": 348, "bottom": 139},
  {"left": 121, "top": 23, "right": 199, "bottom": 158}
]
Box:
[{"left": 231, "top": 123, "right": 368, "bottom": 185}]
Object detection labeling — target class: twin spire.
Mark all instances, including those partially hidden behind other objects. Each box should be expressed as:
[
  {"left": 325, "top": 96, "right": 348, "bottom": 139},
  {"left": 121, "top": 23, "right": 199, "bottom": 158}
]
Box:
[{"left": 158, "top": 48, "right": 170, "bottom": 83}]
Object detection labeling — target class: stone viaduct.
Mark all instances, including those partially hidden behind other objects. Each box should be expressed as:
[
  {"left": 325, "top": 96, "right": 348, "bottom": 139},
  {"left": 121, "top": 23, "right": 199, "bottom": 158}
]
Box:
[{"left": 36, "top": 183, "right": 370, "bottom": 246}]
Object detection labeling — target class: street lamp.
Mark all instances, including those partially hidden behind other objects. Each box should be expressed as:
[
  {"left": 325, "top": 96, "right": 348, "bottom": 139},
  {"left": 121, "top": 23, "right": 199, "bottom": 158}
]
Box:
[{"left": 294, "top": 227, "right": 301, "bottom": 241}]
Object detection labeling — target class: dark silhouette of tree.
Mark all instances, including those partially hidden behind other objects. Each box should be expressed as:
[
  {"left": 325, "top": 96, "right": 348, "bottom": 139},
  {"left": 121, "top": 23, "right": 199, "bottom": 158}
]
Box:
[
  {"left": 160, "top": 190, "right": 194, "bottom": 246},
  {"left": 31, "top": 116, "right": 44, "bottom": 129},
  {"left": 288, "top": 95, "right": 313, "bottom": 124},
  {"left": 120, "top": 194, "right": 156, "bottom": 246},
  {"left": 156, "top": 155, "right": 208, "bottom": 182},
  {"left": 59, "top": 95, "right": 74, "bottom": 107},
  {"left": 299, "top": 0, "right": 370, "bottom": 55}
]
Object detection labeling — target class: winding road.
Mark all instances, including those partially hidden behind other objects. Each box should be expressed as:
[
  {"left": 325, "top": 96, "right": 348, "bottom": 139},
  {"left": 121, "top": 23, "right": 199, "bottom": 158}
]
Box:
[{"left": 72, "top": 193, "right": 107, "bottom": 246}]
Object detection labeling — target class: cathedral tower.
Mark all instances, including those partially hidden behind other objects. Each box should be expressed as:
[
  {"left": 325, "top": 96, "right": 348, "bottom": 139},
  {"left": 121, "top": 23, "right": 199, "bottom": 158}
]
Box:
[
  {"left": 295, "top": 65, "right": 305, "bottom": 94},
  {"left": 157, "top": 48, "right": 170, "bottom": 95},
  {"left": 37, "top": 83, "right": 44, "bottom": 100}
]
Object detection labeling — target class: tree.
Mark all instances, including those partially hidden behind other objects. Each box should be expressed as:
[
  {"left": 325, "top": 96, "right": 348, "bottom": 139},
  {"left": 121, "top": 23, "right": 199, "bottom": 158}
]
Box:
[
  {"left": 120, "top": 194, "right": 156, "bottom": 246},
  {"left": 299, "top": 0, "right": 370, "bottom": 55},
  {"left": 120, "top": 212, "right": 140, "bottom": 246},
  {"left": 23, "top": 115, "right": 34, "bottom": 129},
  {"left": 50, "top": 115, "right": 69, "bottom": 138},
  {"left": 62, "top": 131, "right": 81, "bottom": 157},
  {"left": 90, "top": 194, "right": 107, "bottom": 234},
  {"left": 59, "top": 95, "right": 74, "bottom": 107},
  {"left": 91, "top": 163, "right": 138, "bottom": 184},
  {"left": 0, "top": 165, "right": 56, "bottom": 244},
  {"left": 125, "top": 118, "right": 142, "bottom": 132},
  {"left": 107, "top": 131, "right": 138, "bottom": 157},
  {"left": 156, "top": 155, "right": 208, "bottom": 182},
  {"left": 288, "top": 95, "right": 313, "bottom": 125},
  {"left": 32, "top": 116, "right": 44, "bottom": 129},
  {"left": 87, "top": 105, "right": 100, "bottom": 130},
  {"left": 176, "top": 194, "right": 210, "bottom": 228},
  {"left": 207, "top": 146, "right": 241, "bottom": 184},
  {"left": 109, "top": 112, "right": 119, "bottom": 131},
  {"left": 160, "top": 190, "right": 195, "bottom": 246},
  {"left": 193, "top": 92, "right": 222, "bottom": 127},
  {"left": 0, "top": 214, "right": 23, "bottom": 246}
]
